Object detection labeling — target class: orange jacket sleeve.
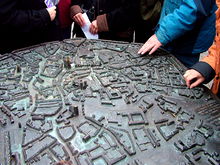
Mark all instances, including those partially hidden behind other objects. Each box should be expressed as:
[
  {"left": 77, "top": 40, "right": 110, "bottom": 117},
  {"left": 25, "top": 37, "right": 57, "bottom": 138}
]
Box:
[{"left": 201, "top": 1, "right": 220, "bottom": 94}]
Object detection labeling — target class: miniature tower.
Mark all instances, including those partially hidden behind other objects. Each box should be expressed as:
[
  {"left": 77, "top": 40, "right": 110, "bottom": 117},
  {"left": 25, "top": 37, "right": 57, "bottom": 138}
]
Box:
[{"left": 63, "top": 56, "right": 71, "bottom": 69}]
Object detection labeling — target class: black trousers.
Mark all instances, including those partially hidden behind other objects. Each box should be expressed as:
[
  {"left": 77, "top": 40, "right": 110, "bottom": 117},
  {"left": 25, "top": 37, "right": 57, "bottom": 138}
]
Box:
[{"left": 134, "top": 19, "right": 155, "bottom": 43}]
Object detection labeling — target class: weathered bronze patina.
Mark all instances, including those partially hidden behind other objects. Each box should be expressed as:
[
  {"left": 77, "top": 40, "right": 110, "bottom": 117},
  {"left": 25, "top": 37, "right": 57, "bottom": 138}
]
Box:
[{"left": 0, "top": 38, "right": 219, "bottom": 165}]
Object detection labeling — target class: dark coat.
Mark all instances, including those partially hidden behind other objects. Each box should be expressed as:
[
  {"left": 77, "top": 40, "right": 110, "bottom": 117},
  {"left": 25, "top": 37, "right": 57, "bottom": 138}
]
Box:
[
  {"left": 0, "top": 0, "right": 61, "bottom": 54},
  {"left": 70, "top": 0, "right": 138, "bottom": 42}
]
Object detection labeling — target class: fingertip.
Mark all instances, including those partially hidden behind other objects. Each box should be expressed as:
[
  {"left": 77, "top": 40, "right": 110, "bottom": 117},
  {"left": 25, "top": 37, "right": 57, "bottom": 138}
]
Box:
[
  {"left": 149, "top": 49, "right": 155, "bottom": 55},
  {"left": 190, "top": 81, "right": 199, "bottom": 89},
  {"left": 185, "top": 81, "right": 190, "bottom": 88}
]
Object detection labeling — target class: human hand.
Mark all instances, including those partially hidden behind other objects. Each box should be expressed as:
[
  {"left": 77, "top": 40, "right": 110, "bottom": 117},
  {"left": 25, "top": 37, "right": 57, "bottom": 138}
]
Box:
[
  {"left": 138, "top": 34, "right": 162, "bottom": 55},
  {"left": 89, "top": 20, "right": 98, "bottom": 34},
  {"left": 183, "top": 69, "right": 205, "bottom": 88},
  {"left": 73, "top": 13, "right": 85, "bottom": 27},
  {"left": 46, "top": 6, "right": 56, "bottom": 21}
]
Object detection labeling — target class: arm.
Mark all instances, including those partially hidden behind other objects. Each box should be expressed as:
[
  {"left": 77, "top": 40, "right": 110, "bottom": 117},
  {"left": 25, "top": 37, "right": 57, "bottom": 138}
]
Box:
[
  {"left": 156, "top": 0, "right": 215, "bottom": 45},
  {"left": 138, "top": 0, "right": 215, "bottom": 55},
  {"left": 183, "top": 37, "right": 218, "bottom": 88},
  {"left": 184, "top": 62, "right": 215, "bottom": 88},
  {"left": 70, "top": 0, "right": 85, "bottom": 26},
  {"left": 200, "top": 4, "right": 220, "bottom": 80},
  {"left": 0, "top": 0, "right": 52, "bottom": 32},
  {"left": 184, "top": 4, "right": 219, "bottom": 91}
]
